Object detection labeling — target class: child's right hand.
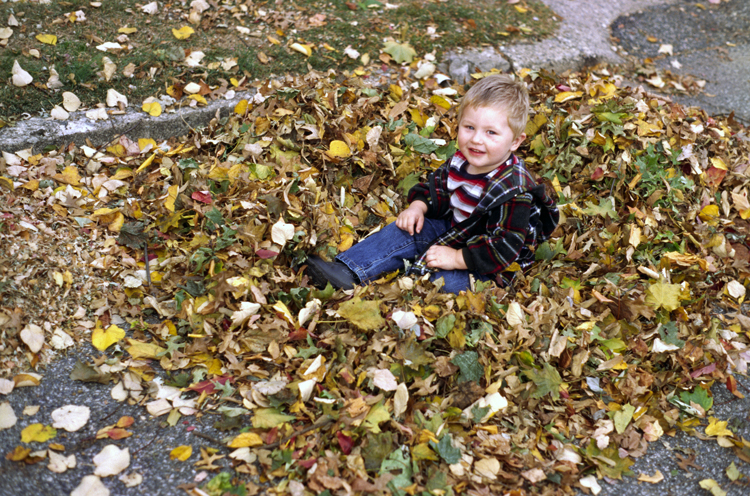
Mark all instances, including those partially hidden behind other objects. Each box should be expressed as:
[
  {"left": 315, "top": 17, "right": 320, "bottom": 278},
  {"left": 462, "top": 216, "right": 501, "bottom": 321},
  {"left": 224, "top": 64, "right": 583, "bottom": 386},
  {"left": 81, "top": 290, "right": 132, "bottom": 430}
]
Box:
[{"left": 396, "top": 201, "right": 427, "bottom": 235}]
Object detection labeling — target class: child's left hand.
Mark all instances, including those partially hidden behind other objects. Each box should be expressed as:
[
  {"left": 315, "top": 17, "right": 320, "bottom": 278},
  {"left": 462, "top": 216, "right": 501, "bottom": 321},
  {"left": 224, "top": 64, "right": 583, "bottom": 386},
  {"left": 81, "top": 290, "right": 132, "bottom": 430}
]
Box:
[{"left": 424, "top": 246, "right": 467, "bottom": 271}]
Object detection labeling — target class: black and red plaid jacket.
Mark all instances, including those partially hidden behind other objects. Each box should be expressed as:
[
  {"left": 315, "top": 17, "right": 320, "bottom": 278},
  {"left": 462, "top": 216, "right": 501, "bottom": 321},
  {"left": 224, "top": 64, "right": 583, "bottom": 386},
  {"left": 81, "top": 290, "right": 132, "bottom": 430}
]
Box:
[{"left": 407, "top": 152, "right": 559, "bottom": 281}]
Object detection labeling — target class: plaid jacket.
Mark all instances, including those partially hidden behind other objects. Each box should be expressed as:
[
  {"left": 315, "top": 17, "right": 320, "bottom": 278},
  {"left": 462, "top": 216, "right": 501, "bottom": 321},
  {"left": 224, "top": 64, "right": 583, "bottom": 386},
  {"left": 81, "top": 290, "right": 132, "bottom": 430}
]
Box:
[{"left": 407, "top": 152, "right": 559, "bottom": 280}]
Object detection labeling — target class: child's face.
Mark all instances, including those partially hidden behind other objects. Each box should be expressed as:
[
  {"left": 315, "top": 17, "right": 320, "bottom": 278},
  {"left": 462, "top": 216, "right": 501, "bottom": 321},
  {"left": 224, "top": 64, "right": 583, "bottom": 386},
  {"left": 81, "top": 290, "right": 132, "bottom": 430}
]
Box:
[{"left": 457, "top": 105, "right": 526, "bottom": 175}]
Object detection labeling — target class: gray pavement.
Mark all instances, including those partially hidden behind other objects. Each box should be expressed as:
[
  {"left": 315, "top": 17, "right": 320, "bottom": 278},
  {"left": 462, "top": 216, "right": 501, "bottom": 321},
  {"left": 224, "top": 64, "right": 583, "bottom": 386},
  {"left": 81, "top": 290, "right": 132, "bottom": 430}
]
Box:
[{"left": 2, "top": 1, "right": 750, "bottom": 495}]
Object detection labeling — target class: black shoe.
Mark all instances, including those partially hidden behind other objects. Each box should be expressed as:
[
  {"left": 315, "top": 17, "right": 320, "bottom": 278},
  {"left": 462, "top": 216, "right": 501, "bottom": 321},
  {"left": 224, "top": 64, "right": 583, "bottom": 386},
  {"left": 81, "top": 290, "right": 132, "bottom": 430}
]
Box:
[{"left": 305, "top": 255, "right": 359, "bottom": 290}]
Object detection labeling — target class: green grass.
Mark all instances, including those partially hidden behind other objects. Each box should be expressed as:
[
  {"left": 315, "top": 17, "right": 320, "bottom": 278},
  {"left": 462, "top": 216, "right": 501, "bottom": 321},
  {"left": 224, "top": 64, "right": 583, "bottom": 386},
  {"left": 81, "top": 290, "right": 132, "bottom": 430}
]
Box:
[{"left": 0, "top": 0, "right": 558, "bottom": 120}]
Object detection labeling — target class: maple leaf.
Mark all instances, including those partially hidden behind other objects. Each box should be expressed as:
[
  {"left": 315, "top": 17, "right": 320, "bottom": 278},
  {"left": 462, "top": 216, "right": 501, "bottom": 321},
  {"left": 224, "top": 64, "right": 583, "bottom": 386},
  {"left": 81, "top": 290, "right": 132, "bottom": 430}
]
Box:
[
  {"left": 451, "top": 351, "right": 483, "bottom": 383},
  {"left": 337, "top": 297, "right": 385, "bottom": 331},
  {"left": 382, "top": 40, "right": 416, "bottom": 64},
  {"left": 582, "top": 197, "right": 619, "bottom": 220},
  {"left": 645, "top": 282, "right": 683, "bottom": 312},
  {"left": 525, "top": 362, "right": 563, "bottom": 400},
  {"left": 395, "top": 337, "right": 435, "bottom": 369},
  {"left": 429, "top": 434, "right": 461, "bottom": 465}
]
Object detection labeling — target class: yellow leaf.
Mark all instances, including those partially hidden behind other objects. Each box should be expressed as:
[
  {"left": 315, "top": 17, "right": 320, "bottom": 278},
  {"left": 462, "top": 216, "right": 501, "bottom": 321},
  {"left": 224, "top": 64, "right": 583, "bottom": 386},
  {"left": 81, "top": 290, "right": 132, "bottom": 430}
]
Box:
[
  {"left": 645, "top": 281, "right": 682, "bottom": 312},
  {"left": 228, "top": 432, "right": 263, "bottom": 448},
  {"left": 699, "top": 204, "right": 719, "bottom": 225},
  {"left": 142, "top": 101, "right": 162, "bottom": 117},
  {"left": 290, "top": 42, "right": 313, "bottom": 57},
  {"left": 337, "top": 233, "right": 354, "bottom": 252},
  {"left": 337, "top": 297, "right": 385, "bottom": 331},
  {"left": 514, "top": 5, "right": 528, "bottom": 13},
  {"left": 53, "top": 166, "right": 81, "bottom": 186},
  {"left": 0, "top": 176, "right": 15, "bottom": 191},
  {"left": 430, "top": 95, "right": 452, "bottom": 110},
  {"left": 164, "top": 184, "right": 179, "bottom": 213},
  {"left": 710, "top": 157, "right": 727, "bottom": 170},
  {"left": 21, "top": 423, "right": 57, "bottom": 443},
  {"left": 172, "top": 26, "right": 195, "bottom": 40},
  {"left": 554, "top": 91, "right": 583, "bottom": 103},
  {"left": 187, "top": 94, "right": 207, "bottom": 105},
  {"left": 89, "top": 208, "right": 124, "bottom": 232},
  {"left": 138, "top": 138, "right": 157, "bottom": 151},
  {"left": 327, "top": 140, "right": 351, "bottom": 158},
  {"left": 36, "top": 34, "right": 57, "bottom": 45},
  {"left": 267, "top": 35, "right": 280, "bottom": 45},
  {"left": 272, "top": 301, "right": 295, "bottom": 326},
  {"left": 234, "top": 99, "right": 248, "bottom": 115},
  {"left": 705, "top": 417, "right": 734, "bottom": 437},
  {"left": 125, "top": 338, "right": 166, "bottom": 359},
  {"left": 91, "top": 324, "right": 125, "bottom": 351},
  {"left": 135, "top": 153, "right": 158, "bottom": 174},
  {"left": 169, "top": 445, "right": 193, "bottom": 461},
  {"left": 118, "top": 26, "right": 138, "bottom": 34}
]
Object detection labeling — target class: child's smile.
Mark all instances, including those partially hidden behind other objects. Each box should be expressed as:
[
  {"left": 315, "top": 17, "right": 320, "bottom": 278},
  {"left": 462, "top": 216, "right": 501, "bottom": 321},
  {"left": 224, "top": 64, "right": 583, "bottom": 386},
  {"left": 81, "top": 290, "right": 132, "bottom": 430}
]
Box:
[{"left": 457, "top": 105, "right": 526, "bottom": 175}]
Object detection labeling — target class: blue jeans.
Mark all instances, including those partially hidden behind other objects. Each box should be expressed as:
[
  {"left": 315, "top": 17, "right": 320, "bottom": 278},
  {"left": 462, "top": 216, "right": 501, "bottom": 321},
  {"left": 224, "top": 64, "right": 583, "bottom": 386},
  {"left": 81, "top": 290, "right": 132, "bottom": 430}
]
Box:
[{"left": 336, "top": 218, "right": 491, "bottom": 294}]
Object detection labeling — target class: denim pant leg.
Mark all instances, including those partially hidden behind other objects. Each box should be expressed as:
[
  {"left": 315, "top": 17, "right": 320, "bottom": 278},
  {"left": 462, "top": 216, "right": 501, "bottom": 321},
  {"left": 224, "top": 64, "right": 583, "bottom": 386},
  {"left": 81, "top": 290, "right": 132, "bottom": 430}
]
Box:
[{"left": 336, "top": 218, "right": 450, "bottom": 283}]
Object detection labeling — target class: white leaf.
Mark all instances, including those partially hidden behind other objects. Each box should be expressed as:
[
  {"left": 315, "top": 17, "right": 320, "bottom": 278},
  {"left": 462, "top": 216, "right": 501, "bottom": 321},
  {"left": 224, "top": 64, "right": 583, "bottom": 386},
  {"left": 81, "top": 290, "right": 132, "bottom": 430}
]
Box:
[
  {"left": 658, "top": 44, "right": 674, "bottom": 56},
  {"left": 0, "top": 402, "right": 17, "bottom": 430},
  {"left": 48, "top": 451, "right": 76, "bottom": 473},
  {"left": 190, "top": 0, "right": 210, "bottom": 13},
  {"left": 96, "top": 42, "right": 123, "bottom": 52},
  {"left": 229, "top": 447, "right": 257, "bottom": 464},
  {"left": 184, "top": 82, "right": 202, "bottom": 94},
  {"left": 86, "top": 108, "right": 109, "bottom": 121},
  {"left": 343, "top": 45, "right": 360, "bottom": 59},
  {"left": 579, "top": 475, "right": 602, "bottom": 495},
  {"left": 652, "top": 337, "right": 679, "bottom": 353},
  {"left": 393, "top": 383, "right": 409, "bottom": 417},
  {"left": 0, "top": 27, "right": 13, "bottom": 39},
  {"left": 142, "top": 1, "right": 159, "bottom": 14},
  {"left": 463, "top": 392, "right": 508, "bottom": 423},
  {"left": 184, "top": 51, "right": 205, "bottom": 67},
  {"left": 253, "top": 379, "right": 288, "bottom": 396},
  {"left": 372, "top": 369, "right": 398, "bottom": 391},
  {"left": 62, "top": 92, "right": 81, "bottom": 112},
  {"left": 20, "top": 323, "right": 44, "bottom": 353},
  {"left": 298, "top": 298, "right": 320, "bottom": 327},
  {"left": 11, "top": 60, "right": 32, "bottom": 87},
  {"left": 93, "top": 445, "right": 130, "bottom": 477},
  {"left": 51, "top": 106, "right": 70, "bottom": 121},
  {"left": 47, "top": 66, "right": 64, "bottom": 89},
  {"left": 51, "top": 405, "right": 90, "bottom": 432},
  {"left": 366, "top": 125, "right": 382, "bottom": 149},
  {"left": 102, "top": 57, "right": 117, "bottom": 82},
  {"left": 271, "top": 219, "right": 295, "bottom": 247},
  {"left": 298, "top": 379, "right": 316, "bottom": 402},
  {"left": 8, "top": 14, "right": 19, "bottom": 27},
  {"left": 119, "top": 472, "right": 143, "bottom": 487},
  {"left": 145, "top": 398, "right": 172, "bottom": 416},
  {"left": 71, "top": 475, "right": 110, "bottom": 496},
  {"left": 111, "top": 381, "right": 128, "bottom": 401},
  {"left": 727, "top": 280, "right": 746, "bottom": 300},
  {"left": 474, "top": 458, "right": 500, "bottom": 480},
  {"left": 414, "top": 61, "right": 436, "bottom": 79},
  {"left": 391, "top": 310, "right": 418, "bottom": 330},
  {"left": 506, "top": 301, "right": 525, "bottom": 327},
  {"left": 230, "top": 301, "right": 261, "bottom": 327},
  {"left": 122, "top": 275, "right": 143, "bottom": 288},
  {"left": 0, "top": 378, "right": 14, "bottom": 395}
]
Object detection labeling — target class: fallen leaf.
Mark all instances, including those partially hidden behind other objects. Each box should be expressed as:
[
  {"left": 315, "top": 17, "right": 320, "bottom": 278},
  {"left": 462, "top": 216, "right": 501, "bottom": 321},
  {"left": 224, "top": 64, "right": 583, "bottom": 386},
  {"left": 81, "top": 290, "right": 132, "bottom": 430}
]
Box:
[
  {"left": 169, "top": 445, "right": 193, "bottom": 461},
  {"left": 51, "top": 405, "right": 90, "bottom": 432},
  {"left": 93, "top": 445, "right": 130, "bottom": 477}
]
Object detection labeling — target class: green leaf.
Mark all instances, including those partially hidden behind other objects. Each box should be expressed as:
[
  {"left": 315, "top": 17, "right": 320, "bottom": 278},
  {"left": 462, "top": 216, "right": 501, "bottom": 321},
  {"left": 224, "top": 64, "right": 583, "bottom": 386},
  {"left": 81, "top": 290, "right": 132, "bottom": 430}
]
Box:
[
  {"left": 659, "top": 321, "right": 685, "bottom": 347},
  {"left": 680, "top": 387, "right": 713, "bottom": 411},
  {"left": 364, "top": 401, "right": 391, "bottom": 433},
  {"left": 365, "top": 432, "right": 394, "bottom": 471},
  {"left": 534, "top": 238, "right": 566, "bottom": 262},
  {"left": 525, "top": 362, "right": 563, "bottom": 400},
  {"left": 380, "top": 448, "right": 414, "bottom": 496},
  {"left": 397, "top": 172, "right": 421, "bottom": 196},
  {"left": 582, "top": 197, "right": 619, "bottom": 220},
  {"left": 451, "top": 351, "right": 483, "bottom": 383},
  {"left": 466, "top": 321, "right": 491, "bottom": 347},
  {"left": 403, "top": 133, "right": 438, "bottom": 154},
  {"left": 726, "top": 462, "right": 742, "bottom": 482},
  {"left": 435, "top": 314, "right": 456, "bottom": 339},
  {"left": 395, "top": 337, "right": 435, "bottom": 369},
  {"left": 383, "top": 40, "right": 417, "bottom": 64},
  {"left": 471, "top": 404, "right": 491, "bottom": 423},
  {"left": 613, "top": 403, "right": 635, "bottom": 434},
  {"left": 251, "top": 408, "right": 296, "bottom": 428},
  {"left": 429, "top": 434, "right": 461, "bottom": 465},
  {"left": 337, "top": 297, "right": 385, "bottom": 331}
]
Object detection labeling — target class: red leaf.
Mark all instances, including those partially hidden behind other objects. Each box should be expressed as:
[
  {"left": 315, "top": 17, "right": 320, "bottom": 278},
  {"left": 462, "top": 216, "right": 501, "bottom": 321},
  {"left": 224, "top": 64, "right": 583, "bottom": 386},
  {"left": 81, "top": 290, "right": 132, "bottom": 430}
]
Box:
[
  {"left": 117, "top": 416, "right": 135, "bottom": 428},
  {"left": 256, "top": 249, "right": 279, "bottom": 259},
  {"left": 106, "top": 428, "right": 133, "bottom": 440},
  {"left": 191, "top": 190, "right": 212, "bottom": 204},
  {"left": 188, "top": 375, "right": 233, "bottom": 394},
  {"left": 705, "top": 166, "right": 727, "bottom": 188},
  {"left": 298, "top": 457, "right": 317, "bottom": 469},
  {"left": 591, "top": 167, "right": 604, "bottom": 181},
  {"left": 727, "top": 375, "right": 745, "bottom": 399},
  {"left": 337, "top": 432, "right": 353, "bottom": 455},
  {"left": 690, "top": 362, "right": 716, "bottom": 378},
  {"left": 288, "top": 327, "right": 308, "bottom": 341}
]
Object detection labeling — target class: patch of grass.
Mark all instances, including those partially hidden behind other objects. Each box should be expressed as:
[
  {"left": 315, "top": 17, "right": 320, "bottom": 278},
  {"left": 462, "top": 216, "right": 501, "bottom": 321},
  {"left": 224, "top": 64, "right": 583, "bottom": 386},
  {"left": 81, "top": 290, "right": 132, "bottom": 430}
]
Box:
[{"left": 0, "top": 0, "right": 558, "bottom": 120}]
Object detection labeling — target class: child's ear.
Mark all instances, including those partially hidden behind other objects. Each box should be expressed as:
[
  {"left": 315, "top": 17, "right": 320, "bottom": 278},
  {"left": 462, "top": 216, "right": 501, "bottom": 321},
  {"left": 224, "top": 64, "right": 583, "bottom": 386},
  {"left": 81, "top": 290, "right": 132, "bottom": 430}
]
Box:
[{"left": 511, "top": 133, "right": 527, "bottom": 151}]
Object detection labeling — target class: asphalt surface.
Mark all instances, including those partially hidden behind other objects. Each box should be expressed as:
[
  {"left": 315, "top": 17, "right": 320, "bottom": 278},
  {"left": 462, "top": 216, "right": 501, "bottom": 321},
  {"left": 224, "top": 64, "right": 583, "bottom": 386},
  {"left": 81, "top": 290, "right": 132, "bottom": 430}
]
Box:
[{"left": 2, "top": 1, "right": 750, "bottom": 495}]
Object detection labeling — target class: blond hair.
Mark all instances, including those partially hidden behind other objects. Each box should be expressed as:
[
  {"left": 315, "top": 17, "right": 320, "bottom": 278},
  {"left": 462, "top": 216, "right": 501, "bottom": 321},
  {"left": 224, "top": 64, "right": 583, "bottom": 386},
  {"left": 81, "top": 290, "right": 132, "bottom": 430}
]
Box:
[{"left": 457, "top": 74, "right": 529, "bottom": 139}]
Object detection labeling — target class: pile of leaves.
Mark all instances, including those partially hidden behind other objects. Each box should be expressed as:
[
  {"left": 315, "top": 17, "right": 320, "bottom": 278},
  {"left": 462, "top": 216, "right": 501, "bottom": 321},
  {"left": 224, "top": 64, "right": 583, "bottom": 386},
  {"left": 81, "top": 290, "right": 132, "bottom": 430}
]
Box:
[{"left": 2, "top": 64, "right": 750, "bottom": 495}]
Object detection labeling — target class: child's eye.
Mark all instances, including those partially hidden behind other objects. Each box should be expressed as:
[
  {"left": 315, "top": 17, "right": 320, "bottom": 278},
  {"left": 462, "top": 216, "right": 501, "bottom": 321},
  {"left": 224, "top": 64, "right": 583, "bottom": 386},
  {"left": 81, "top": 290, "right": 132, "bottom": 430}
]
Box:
[{"left": 487, "top": 130, "right": 496, "bottom": 135}]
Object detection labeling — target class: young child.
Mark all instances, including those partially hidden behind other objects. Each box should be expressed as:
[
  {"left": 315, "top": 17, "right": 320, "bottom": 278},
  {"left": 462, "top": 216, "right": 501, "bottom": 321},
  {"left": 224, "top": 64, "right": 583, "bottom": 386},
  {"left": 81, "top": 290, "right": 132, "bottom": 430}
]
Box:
[{"left": 306, "top": 74, "right": 559, "bottom": 294}]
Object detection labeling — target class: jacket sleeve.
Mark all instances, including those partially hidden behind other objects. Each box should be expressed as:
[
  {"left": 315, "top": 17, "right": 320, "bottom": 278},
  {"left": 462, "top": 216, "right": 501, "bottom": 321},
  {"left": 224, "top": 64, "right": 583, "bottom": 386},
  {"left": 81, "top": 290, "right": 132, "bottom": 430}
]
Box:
[
  {"left": 406, "top": 160, "right": 452, "bottom": 218},
  {"left": 461, "top": 192, "right": 533, "bottom": 274}
]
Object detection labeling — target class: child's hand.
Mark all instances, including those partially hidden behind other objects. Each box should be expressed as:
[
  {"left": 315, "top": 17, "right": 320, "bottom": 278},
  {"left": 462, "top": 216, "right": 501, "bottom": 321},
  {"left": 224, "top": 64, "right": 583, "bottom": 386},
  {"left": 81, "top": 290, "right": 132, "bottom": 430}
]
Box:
[
  {"left": 396, "top": 201, "right": 427, "bottom": 235},
  {"left": 425, "top": 245, "right": 467, "bottom": 271}
]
